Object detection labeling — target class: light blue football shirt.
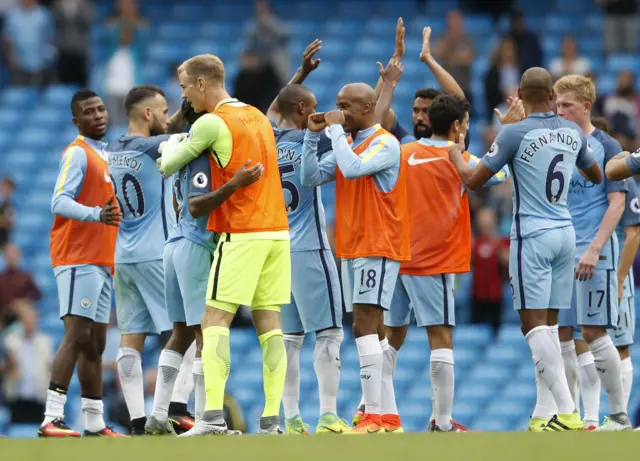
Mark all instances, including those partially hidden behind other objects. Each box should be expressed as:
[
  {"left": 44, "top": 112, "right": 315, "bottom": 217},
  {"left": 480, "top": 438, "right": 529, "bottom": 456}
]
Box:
[
  {"left": 481, "top": 112, "right": 596, "bottom": 240},
  {"left": 108, "top": 135, "right": 176, "bottom": 264}
]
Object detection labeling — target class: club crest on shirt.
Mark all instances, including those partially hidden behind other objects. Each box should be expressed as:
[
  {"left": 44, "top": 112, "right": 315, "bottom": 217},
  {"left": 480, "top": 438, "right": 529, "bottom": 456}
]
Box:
[
  {"left": 487, "top": 142, "right": 498, "bottom": 157},
  {"left": 80, "top": 298, "right": 91, "bottom": 309},
  {"left": 631, "top": 197, "right": 640, "bottom": 214}
]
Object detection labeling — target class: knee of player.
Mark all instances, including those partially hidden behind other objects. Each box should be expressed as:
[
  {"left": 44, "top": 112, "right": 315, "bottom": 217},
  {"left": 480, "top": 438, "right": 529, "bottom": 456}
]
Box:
[
  {"left": 427, "top": 325, "right": 453, "bottom": 349},
  {"left": 385, "top": 325, "right": 408, "bottom": 351},
  {"left": 581, "top": 326, "right": 606, "bottom": 344},
  {"left": 69, "top": 328, "right": 93, "bottom": 350},
  {"left": 558, "top": 326, "right": 574, "bottom": 342}
]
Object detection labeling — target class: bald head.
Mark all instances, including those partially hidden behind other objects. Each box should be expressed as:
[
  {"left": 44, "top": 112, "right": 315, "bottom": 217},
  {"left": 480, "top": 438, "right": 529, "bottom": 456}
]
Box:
[
  {"left": 337, "top": 83, "right": 377, "bottom": 133},
  {"left": 339, "top": 83, "right": 377, "bottom": 105},
  {"left": 519, "top": 67, "right": 554, "bottom": 105}
]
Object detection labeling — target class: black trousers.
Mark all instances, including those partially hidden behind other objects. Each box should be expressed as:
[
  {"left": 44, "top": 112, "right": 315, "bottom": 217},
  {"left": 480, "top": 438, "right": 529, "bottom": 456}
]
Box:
[
  {"left": 8, "top": 399, "right": 45, "bottom": 424},
  {"left": 471, "top": 299, "right": 503, "bottom": 335}
]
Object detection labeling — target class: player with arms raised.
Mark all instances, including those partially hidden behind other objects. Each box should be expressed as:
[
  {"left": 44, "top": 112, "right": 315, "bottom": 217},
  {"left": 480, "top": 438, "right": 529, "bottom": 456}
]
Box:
[
  {"left": 266, "top": 40, "right": 349, "bottom": 434},
  {"left": 554, "top": 75, "right": 631, "bottom": 431},
  {"left": 158, "top": 54, "right": 288, "bottom": 436},
  {"left": 42, "top": 89, "right": 124, "bottom": 438},
  {"left": 448, "top": 68, "right": 602, "bottom": 432},
  {"left": 302, "top": 83, "right": 410, "bottom": 434}
]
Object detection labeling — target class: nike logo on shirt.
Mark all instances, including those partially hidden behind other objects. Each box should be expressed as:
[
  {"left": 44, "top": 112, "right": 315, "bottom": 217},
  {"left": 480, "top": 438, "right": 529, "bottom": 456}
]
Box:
[{"left": 407, "top": 153, "right": 446, "bottom": 166}]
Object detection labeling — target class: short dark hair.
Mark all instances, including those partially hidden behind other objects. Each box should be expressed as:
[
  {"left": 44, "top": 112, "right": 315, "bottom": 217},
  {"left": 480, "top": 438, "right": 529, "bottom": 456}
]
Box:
[
  {"left": 427, "top": 94, "right": 471, "bottom": 137},
  {"left": 71, "top": 88, "right": 99, "bottom": 116},
  {"left": 123, "top": 85, "right": 166, "bottom": 117},
  {"left": 277, "top": 84, "right": 314, "bottom": 117},
  {"left": 414, "top": 88, "right": 442, "bottom": 101}
]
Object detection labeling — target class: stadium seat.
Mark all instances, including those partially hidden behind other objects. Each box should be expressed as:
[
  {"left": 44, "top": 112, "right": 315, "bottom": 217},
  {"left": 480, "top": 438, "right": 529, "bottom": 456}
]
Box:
[
  {"left": 0, "top": 87, "right": 38, "bottom": 106},
  {"left": 607, "top": 54, "right": 640, "bottom": 74},
  {"left": 7, "top": 424, "right": 40, "bottom": 438}
]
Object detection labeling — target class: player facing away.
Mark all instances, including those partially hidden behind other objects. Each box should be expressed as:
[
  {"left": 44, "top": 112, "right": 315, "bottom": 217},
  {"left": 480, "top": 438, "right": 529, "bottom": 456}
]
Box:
[
  {"left": 147, "top": 100, "right": 263, "bottom": 434},
  {"left": 42, "top": 89, "right": 125, "bottom": 438},
  {"left": 108, "top": 85, "right": 181, "bottom": 435},
  {"left": 554, "top": 75, "right": 632, "bottom": 431},
  {"left": 610, "top": 175, "right": 640, "bottom": 412},
  {"left": 158, "top": 54, "right": 289, "bottom": 436},
  {"left": 302, "top": 84, "right": 411, "bottom": 434},
  {"left": 448, "top": 68, "right": 603, "bottom": 432}
]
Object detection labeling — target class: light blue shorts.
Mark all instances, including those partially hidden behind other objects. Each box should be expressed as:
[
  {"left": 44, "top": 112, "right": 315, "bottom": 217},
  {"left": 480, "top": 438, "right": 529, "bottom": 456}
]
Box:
[
  {"left": 385, "top": 273, "right": 456, "bottom": 328},
  {"left": 164, "top": 238, "right": 211, "bottom": 327},
  {"left": 510, "top": 226, "right": 575, "bottom": 311},
  {"left": 281, "top": 249, "right": 342, "bottom": 334},
  {"left": 575, "top": 268, "right": 618, "bottom": 328},
  {"left": 609, "top": 291, "right": 635, "bottom": 347},
  {"left": 341, "top": 257, "right": 400, "bottom": 312},
  {"left": 56, "top": 265, "right": 112, "bottom": 324},
  {"left": 115, "top": 260, "right": 171, "bottom": 335}
]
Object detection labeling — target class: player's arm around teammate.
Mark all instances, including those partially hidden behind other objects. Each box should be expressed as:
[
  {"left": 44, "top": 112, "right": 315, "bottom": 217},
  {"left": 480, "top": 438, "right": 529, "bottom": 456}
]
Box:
[
  {"left": 169, "top": 55, "right": 290, "bottom": 436},
  {"left": 43, "top": 90, "right": 124, "bottom": 438},
  {"left": 606, "top": 150, "right": 640, "bottom": 181}
]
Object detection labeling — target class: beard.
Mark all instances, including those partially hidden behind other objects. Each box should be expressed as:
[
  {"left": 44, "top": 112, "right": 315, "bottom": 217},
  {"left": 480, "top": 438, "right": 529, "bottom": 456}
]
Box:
[
  {"left": 150, "top": 120, "right": 167, "bottom": 137},
  {"left": 414, "top": 122, "right": 432, "bottom": 140}
]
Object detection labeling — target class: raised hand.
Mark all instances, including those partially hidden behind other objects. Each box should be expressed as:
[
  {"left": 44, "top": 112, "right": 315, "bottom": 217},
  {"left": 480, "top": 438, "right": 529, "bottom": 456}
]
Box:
[
  {"left": 377, "top": 58, "right": 403, "bottom": 86},
  {"left": 301, "top": 39, "right": 322, "bottom": 75},
  {"left": 100, "top": 197, "right": 122, "bottom": 227},
  {"left": 307, "top": 112, "right": 328, "bottom": 132},
  {"left": 419, "top": 26, "right": 432, "bottom": 63},
  {"left": 494, "top": 97, "right": 525, "bottom": 125},
  {"left": 393, "top": 17, "right": 405, "bottom": 59}
]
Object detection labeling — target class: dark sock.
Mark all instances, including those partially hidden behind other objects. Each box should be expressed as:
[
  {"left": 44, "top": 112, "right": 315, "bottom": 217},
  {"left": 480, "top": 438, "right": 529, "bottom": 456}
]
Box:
[
  {"left": 131, "top": 417, "right": 147, "bottom": 431},
  {"left": 168, "top": 402, "right": 188, "bottom": 416}
]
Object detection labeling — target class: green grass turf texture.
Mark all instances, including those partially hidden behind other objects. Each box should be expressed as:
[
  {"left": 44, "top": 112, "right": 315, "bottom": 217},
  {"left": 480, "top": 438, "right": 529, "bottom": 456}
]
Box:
[{"left": 3, "top": 432, "right": 640, "bottom": 461}]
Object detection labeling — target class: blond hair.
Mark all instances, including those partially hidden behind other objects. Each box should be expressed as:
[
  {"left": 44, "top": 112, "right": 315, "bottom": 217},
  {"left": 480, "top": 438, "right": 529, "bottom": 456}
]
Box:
[
  {"left": 554, "top": 74, "right": 596, "bottom": 104},
  {"left": 179, "top": 54, "right": 225, "bottom": 84}
]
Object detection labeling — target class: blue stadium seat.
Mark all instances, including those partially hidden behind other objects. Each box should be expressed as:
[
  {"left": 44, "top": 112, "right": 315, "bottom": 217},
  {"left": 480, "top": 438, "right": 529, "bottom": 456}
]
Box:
[
  {"left": 607, "top": 54, "right": 640, "bottom": 74},
  {"left": 0, "top": 108, "right": 21, "bottom": 131},
  {"left": 147, "top": 42, "right": 190, "bottom": 65},
  {"left": 503, "top": 382, "right": 537, "bottom": 401},
  {"left": 485, "top": 344, "right": 522, "bottom": 366},
  {"left": 515, "top": 363, "right": 535, "bottom": 380},
  {"left": 453, "top": 323, "right": 492, "bottom": 347},
  {"left": 324, "top": 19, "right": 360, "bottom": 39},
  {"left": 454, "top": 347, "right": 481, "bottom": 371},
  {"left": 3, "top": 149, "right": 37, "bottom": 171},
  {"left": 584, "top": 14, "right": 603, "bottom": 35},
  {"left": 42, "top": 85, "right": 80, "bottom": 107},
  {"left": 199, "top": 21, "right": 244, "bottom": 40},
  {"left": 156, "top": 21, "right": 196, "bottom": 41},
  {"left": 465, "top": 15, "right": 494, "bottom": 36},
  {"left": 30, "top": 108, "right": 67, "bottom": 128},
  {"left": 408, "top": 382, "right": 432, "bottom": 400},
  {"left": 468, "top": 364, "right": 510, "bottom": 386},
  {"left": 0, "top": 87, "right": 38, "bottom": 106},
  {"left": 212, "top": 3, "right": 253, "bottom": 21},
  {"left": 337, "top": 1, "right": 369, "bottom": 17},
  {"left": 7, "top": 424, "right": 40, "bottom": 438},
  {"left": 456, "top": 383, "right": 494, "bottom": 404},
  {"left": 474, "top": 418, "right": 512, "bottom": 432},
  {"left": 376, "top": 1, "right": 418, "bottom": 18},
  {"left": 426, "top": 0, "right": 459, "bottom": 15},
  {"left": 169, "top": 3, "right": 212, "bottom": 21},
  {"left": 496, "top": 324, "right": 525, "bottom": 345},
  {"left": 288, "top": 20, "right": 323, "bottom": 39},
  {"left": 294, "top": 3, "right": 333, "bottom": 21},
  {"left": 452, "top": 402, "right": 479, "bottom": 426}
]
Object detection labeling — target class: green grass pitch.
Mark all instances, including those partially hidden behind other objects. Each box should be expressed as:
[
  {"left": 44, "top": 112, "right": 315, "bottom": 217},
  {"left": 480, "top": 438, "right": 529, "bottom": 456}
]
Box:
[{"left": 3, "top": 432, "right": 640, "bottom": 461}]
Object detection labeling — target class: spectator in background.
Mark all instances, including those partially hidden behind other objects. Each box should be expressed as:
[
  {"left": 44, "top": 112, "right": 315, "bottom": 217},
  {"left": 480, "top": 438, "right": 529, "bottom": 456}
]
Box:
[
  {"left": 3, "top": 301, "right": 52, "bottom": 424},
  {"left": 53, "top": 0, "right": 92, "bottom": 86},
  {"left": 0, "top": 244, "right": 41, "bottom": 327},
  {"left": 103, "top": 0, "right": 148, "bottom": 126},
  {"left": 471, "top": 208, "right": 509, "bottom": 336},
  {"left": 0, "top": 177, "right": 15, "bottom": 249},
  {"left": 233, "top": 50, "right": 280, "bottom": 113},
  {"left": 484, "top": 37, "right": 519, "bottom": 121},
  {"left": 550, "top": 36, "right": 592, "bottom": 81},
  {"left": 245, "top": 0, "right": 290, "bottom": 86},
  {"left": 434, "top": 10, "right": 474, "bottom": 100},
  {"left": 2, "top": 0, "right": 55, "bottom": 86},
  {"left": 602, "top": 70, "right": 640, "bottom": 134},
  {"left": 508, "top": 11, "right": 542, "bottom": 75},
  {"left": 610, "top": 111, "right": 637, "bottom": 152},
  {"left": 599, "top": 0, "right": 637, "bottom": 55}
]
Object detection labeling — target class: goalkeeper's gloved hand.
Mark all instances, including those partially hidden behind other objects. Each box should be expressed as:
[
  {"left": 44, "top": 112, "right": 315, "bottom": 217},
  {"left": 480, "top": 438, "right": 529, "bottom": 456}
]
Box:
[{"left": 181, "top": 99, "right": 206, "bottom": 126}]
